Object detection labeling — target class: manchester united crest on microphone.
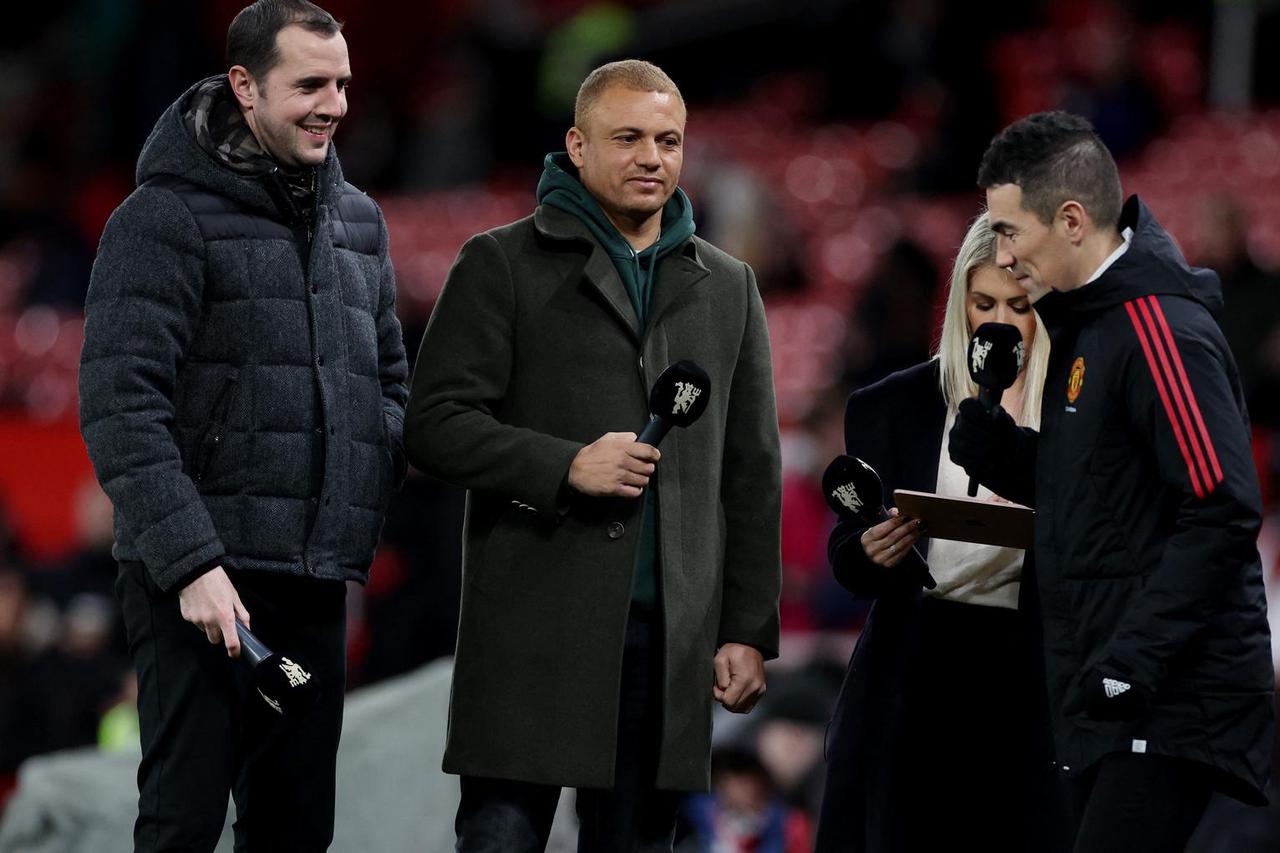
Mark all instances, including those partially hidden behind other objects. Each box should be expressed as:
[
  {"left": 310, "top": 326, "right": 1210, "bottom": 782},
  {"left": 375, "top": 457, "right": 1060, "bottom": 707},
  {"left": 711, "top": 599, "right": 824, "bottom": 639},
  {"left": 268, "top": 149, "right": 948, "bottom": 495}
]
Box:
[
  {"left": 831, "top": 483, "right": 864, "bottom": 514},
  {"left": 672, "top": 381, "right": 702, "bottom": 416},
  {"left": 970, "top": 339, "right": 993, "bottom": 373},
  {"left": 1067, "top": 356, "right": 1086, "bottom": 405}
]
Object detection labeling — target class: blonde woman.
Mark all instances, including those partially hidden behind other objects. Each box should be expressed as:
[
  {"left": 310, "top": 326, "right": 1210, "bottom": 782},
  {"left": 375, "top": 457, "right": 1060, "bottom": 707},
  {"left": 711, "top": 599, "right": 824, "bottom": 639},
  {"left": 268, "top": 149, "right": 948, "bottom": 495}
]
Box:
[{"left": 815, "top": 214, "right": 1067, "bottom": 852}]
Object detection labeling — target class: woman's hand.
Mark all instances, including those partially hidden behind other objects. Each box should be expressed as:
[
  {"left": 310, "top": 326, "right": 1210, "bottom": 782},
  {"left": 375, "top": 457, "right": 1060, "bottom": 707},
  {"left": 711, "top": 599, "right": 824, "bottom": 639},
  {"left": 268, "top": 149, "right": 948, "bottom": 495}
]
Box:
[{"left": 859, "top": 508, "right": 924, "bottom": 567}]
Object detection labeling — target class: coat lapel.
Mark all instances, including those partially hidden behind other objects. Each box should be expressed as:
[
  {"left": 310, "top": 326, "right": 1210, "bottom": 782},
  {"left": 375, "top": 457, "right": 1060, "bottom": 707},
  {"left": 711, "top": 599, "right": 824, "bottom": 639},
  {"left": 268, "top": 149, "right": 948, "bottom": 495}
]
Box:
[
  {"left": 648, "top": 245, "right": 710, "bottom": 331},
  {"left": 535, "top": 204, "right": 641, "bottom": 342},
  {"left": 582, "top": 244, "right": 641, "bottom": 340}
]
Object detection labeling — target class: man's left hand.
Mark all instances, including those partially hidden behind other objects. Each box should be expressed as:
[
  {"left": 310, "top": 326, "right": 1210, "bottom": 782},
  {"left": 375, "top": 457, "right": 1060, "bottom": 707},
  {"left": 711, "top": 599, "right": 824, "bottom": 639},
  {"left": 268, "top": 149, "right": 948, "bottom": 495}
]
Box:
[{"left": 713, "top": 643, "right": 766, "bottom": 713}]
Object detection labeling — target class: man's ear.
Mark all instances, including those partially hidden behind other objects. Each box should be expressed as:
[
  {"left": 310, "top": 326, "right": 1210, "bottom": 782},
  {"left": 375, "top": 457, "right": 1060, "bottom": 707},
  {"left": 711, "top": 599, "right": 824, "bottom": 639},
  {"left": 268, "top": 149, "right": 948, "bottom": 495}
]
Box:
[
  {"left": 566, "top": 126, "right": 586, "bottom": 169},
  {"left": 1058, "top": 200, "right": 1088, "bottom": 246},
  {"left": 228, "top": 65, "right": 258, "bottom": 110}
]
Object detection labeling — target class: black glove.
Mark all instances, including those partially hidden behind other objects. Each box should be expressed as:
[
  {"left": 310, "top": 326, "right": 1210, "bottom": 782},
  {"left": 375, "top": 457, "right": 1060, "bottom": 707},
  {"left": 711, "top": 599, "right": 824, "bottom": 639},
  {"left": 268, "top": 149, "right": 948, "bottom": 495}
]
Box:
[
  {"left": 1081, "top": 664, "right": 1152, "bottom": 721},
  {"left": 948, "top": 397, "right": 1020, "bottom": 482}
]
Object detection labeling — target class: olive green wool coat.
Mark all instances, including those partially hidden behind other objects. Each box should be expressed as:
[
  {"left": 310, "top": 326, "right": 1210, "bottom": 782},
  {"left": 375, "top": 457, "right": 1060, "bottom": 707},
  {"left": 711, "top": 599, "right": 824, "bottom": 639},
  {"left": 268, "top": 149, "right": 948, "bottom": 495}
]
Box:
[{"left": 404, "top": 203, "right": 782, "bottom": 791}]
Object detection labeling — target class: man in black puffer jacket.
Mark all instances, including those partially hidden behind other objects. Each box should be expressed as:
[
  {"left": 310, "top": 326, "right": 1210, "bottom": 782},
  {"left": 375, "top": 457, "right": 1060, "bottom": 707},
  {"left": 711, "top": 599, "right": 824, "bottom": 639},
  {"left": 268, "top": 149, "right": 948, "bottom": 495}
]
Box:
[
  {"left": 951, "top": 111, "right": 1273, "bottom": 852},
  {"left": 78, "top": 2, "right": 406, "bottom": 850}
]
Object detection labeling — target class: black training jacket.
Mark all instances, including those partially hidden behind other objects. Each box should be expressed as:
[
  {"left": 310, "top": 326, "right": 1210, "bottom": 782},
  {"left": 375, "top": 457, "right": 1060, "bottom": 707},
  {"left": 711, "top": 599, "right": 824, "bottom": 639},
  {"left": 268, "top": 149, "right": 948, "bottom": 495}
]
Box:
[{"left": 1015, "top": 196, "right": 1273, "bottom": 803}]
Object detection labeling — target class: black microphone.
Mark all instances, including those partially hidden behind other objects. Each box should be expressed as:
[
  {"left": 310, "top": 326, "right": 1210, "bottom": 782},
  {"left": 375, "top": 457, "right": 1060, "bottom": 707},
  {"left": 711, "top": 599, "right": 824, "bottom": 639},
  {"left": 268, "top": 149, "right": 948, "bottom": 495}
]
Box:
[
  {"left": 822, "top": 455, "right": 936, "bottom": 589},
  {"left": 636, "top": 360, "right": 711, "bottom": 446},
  {"left": 235, "top": 621, "right": 319, "bottom": 718},
  {"left": 965, "top": 322, "right": 1025, "bottom": 496}
]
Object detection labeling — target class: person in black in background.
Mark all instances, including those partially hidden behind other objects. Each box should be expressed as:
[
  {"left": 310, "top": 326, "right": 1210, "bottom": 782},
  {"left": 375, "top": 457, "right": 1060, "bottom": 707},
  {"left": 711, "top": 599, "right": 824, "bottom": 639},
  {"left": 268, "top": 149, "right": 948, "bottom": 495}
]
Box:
[
  {"left": 816, "top": 213, "right": 1066, "bottom": 852},
  {"left": 953, "top": 111, "right": 1273, "bottom": 852}
]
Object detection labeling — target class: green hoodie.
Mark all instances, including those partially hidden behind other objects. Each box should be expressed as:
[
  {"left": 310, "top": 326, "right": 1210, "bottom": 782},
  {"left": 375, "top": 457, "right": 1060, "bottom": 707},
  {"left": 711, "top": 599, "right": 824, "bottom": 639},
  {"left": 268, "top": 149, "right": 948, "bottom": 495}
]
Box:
[{"left": 536, "top": 151, "right": 696, "bottom": 609}]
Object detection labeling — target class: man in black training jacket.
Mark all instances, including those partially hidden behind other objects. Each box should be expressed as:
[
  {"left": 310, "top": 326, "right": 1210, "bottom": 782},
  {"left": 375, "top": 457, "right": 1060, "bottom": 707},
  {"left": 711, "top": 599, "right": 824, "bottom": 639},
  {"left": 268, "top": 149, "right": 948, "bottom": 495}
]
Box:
[{"left": 951, "top": 111, "right": 1272, "bottom": 851}]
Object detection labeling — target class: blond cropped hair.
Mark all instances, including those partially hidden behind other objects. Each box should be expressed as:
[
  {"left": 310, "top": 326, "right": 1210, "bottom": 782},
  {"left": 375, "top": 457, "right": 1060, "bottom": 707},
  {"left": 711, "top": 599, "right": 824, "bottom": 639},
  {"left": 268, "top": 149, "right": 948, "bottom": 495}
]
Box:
[{"left": 574, "top": 60, "right": 684, "bottom": 131}]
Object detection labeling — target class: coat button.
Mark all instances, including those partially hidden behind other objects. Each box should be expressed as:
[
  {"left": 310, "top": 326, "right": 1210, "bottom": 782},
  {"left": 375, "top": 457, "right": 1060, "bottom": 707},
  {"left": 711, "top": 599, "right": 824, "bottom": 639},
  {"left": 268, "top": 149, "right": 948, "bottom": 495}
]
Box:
[{"left": 607, "top": 521, "right": 625, "bottom": 539}]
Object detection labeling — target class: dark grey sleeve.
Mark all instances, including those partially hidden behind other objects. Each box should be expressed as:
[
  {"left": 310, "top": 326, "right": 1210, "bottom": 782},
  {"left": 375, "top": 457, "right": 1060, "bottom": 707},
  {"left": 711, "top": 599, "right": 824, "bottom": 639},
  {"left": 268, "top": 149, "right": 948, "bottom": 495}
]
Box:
[{"left": 78, "top": 187, "right": 225, "bottom": 592}]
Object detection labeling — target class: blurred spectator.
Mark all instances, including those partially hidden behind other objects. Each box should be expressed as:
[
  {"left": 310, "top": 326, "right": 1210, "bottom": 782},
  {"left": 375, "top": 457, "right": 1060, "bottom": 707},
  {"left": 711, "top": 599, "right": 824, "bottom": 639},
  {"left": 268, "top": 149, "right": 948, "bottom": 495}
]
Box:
[
  {"left": 778, "top": 389, "right": 868, "bottom": 633},
  {"left": 1057, "top": 4, "right": 1164, "bottom": 161},
  {"left": 842, "top": 237, "right": 940, "bottom": 389},
  {"left": 0, "top": 138, "right": 94, "bottom": 311},
  {"left": 33, "top": 479, "right": 120, "bottom": 605},
  {"left": 0, "top": 567, "right": 34, "bottom": 788},
  {"left": 751, "top": 671, "right": 833, "bottom": 818},
  {"left": 690, "top": 163, "right": 810, "bottom": 300},
  {"left": 17, "top": 592, "right": 128, "bottom": 760},
  {"left": 678, "top": 746, "right": 812, "bottom": 853},
  {"left": 97, "top": 670, "right": 140, "bottom": 753},
  {"left": 1195, "top": 192, "right": 1280, "bottom": 430}
]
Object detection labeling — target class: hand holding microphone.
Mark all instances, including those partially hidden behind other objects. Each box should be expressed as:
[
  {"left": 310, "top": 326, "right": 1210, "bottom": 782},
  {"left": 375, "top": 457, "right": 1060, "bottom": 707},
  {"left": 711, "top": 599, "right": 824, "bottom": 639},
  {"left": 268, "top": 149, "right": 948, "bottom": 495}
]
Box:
[
  {"left": 568, "top": 360, "right": 710, "bottom": 499},
  {"left": 954, "top": 322, "right": 1024, "bottom": 496},
  {"left": 822, "top": 455, "right": 937, "bottom": 589}
]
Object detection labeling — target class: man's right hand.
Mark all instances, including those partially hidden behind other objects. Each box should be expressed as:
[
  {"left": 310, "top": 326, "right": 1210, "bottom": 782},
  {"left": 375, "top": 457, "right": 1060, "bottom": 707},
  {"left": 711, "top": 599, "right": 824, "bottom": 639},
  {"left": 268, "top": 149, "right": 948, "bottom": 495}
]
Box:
[
  {"left": 178, "top": 567, "right": 250, "bottom": 658},
  {"left": 567, "top": 432, "right": 660, "bottom": 499}
]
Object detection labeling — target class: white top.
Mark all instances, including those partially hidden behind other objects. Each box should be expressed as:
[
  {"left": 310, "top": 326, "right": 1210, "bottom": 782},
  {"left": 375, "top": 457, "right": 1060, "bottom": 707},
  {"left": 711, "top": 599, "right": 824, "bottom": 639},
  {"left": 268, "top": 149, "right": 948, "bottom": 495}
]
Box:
[
  {"left": 923, "top": 408, "right": 1025, "bottom": 609},
  {"left": 1083, "top": 226, "right": 1135, "bottom": 285}
]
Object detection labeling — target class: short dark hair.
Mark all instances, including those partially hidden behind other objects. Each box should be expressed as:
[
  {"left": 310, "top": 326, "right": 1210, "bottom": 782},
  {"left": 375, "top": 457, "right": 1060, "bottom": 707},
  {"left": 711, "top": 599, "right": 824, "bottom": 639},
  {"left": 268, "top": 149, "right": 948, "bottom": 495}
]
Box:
[
  {"left": 977, "top": 111, "right": 1123, "bottom": 229},
  {"left": 226, "top": 0, "right": 343, "bottom": 80}
]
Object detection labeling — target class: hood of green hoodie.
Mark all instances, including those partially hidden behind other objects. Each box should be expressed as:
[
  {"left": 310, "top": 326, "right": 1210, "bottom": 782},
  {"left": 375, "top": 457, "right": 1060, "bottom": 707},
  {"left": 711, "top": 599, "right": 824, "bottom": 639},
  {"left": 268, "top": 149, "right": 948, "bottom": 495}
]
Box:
[{"left": 536, "top": 152, "right": 695, "bottom": 327}]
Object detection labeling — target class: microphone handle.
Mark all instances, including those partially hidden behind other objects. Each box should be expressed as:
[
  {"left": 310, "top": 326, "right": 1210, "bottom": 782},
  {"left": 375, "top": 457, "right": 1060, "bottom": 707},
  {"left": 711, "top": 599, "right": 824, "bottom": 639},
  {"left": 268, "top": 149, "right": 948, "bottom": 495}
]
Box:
[
  {"left": 968, "top": 386, "right": 1003, "bottom": 496},
  {"left": 236, "top": 621, "right": 272, "bottom": 668},
  {"left": 636, "top": 415, "right": 671, "bottom": 447},
  {"left": 976, "top": 385, "right": 1002, "bottom": 412},
  {"left": 865, "top": 506, "right": 937, "bottom": 590}
]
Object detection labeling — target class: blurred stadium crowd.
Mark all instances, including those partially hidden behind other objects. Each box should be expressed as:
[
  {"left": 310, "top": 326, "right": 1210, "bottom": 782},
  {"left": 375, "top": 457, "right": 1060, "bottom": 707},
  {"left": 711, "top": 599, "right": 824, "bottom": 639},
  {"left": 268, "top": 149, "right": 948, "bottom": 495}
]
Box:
[{"left": 1, "top": 0, "right": 1279, "bottom": 847}]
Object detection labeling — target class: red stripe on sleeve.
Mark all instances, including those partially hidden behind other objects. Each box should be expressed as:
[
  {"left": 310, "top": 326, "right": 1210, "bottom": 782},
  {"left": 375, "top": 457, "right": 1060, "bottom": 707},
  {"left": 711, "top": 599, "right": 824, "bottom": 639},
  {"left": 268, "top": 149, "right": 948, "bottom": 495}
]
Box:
[
  {"left": 1134, "top": 298, "right": 1216, "bottom": 493},
  {"left": 1124, "top": 300, "right": 1205, "bottom": 498},
  {"left": 1144, "top": 296, "right": 1225, "bottom": 485}
]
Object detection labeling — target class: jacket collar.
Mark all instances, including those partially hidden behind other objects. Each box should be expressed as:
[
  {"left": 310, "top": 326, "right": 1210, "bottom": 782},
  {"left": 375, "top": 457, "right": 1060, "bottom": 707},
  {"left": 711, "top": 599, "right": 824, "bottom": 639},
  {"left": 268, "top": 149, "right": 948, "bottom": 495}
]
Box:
[
  {"left": 533, "top": 204, "right": 710, "bottom": 341},
  {"left": 1034, "top": 195, "right": 1223, "bottom": 330},
  {"left": 138, "top": 75, "right": 343, "bottom": 220}
]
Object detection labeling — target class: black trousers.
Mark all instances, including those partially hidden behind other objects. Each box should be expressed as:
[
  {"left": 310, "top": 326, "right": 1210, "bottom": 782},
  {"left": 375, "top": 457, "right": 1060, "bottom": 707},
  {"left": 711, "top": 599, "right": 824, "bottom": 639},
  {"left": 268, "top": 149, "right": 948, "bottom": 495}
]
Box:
[
  {"left": 116, "top": 561, "right": 347, "bottom": 853},
  {"left": 455, "top": 610, "right": 679, "bottom": 853},
  {"left": 893, "top": 597, "right": 1070, "bottom": 853},
  {"left": 1070, "top": 752, "right": 1213, "bottom": 853}
]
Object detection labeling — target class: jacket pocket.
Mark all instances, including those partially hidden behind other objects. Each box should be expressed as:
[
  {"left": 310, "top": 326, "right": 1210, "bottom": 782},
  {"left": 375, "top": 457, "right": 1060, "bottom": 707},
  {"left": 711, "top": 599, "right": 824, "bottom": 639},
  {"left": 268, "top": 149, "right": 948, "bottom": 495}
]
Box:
[{"left": 194, "top": 369, "right": 240, "bottom": 482}]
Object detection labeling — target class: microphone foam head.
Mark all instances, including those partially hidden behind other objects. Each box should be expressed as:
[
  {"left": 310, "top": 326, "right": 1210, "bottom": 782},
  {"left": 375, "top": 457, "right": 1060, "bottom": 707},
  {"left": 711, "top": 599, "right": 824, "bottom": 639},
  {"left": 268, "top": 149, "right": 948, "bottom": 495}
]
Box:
[
  {"left": 968, "top": 322, "right": 1024, "bottom": 391},
  {"left": 649, "top": 360, "right": 711, "bottom": 428},
  {"left": 254, "top": 652, "right": 320, "bottom": 718},
  {"left": 821, "top": 455, "right": 884, "bottom": 520}
]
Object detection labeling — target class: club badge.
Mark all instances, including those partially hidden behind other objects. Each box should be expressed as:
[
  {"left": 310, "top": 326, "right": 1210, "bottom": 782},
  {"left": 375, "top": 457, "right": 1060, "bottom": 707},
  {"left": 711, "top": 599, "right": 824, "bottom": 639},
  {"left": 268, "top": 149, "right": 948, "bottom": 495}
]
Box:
[{"left": 1067, "top": 356, "right": 1086, "bottom": 404}]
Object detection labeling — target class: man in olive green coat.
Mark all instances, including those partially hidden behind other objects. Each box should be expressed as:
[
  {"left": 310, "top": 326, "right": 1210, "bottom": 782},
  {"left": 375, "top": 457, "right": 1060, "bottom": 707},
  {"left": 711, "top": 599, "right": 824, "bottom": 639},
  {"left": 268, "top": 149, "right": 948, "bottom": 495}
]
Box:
[{"left": 405, "top": 60, "right": 781, "bottom": 852}]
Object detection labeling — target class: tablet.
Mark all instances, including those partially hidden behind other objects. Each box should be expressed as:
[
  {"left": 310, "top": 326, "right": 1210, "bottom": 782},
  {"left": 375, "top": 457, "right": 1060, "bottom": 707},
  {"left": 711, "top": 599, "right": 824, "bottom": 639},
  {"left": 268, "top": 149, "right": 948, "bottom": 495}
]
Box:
[{"left": 892, "top": 489, "right": 1035, "bottom": 549}]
